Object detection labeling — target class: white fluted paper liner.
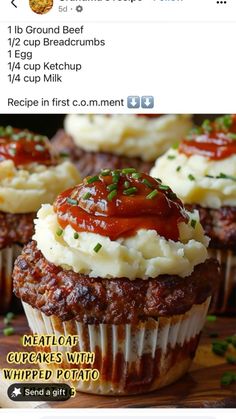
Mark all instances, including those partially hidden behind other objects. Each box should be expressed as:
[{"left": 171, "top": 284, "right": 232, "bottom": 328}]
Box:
[
  {"left": 22, "top": 297, "right": 210, "bottom": 395},
  {"left": 208, "top": 248, "right": 236, "bottom": 313},
  {"left": 0, "top": 245, "right": 22, "bottom": 312}
]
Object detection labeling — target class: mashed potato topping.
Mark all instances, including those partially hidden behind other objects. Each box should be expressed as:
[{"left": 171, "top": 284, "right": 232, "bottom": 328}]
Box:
[
  {"left": 34, "top": 204, "right": 209, "bottom": 280},
  {"left": 151, "top": 149, "right": 236, "bottom": 208},
  {"left": 0, "top": 160, "right": 81, "bottom": 214},
  {"left": 64, "top": 114, "right": 192, "bottom": 161}
]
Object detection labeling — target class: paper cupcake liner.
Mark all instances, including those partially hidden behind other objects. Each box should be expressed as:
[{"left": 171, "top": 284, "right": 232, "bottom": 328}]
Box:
[
  {"left": 208, "top": 248, "right": 236, "bottom": 314},
  {"left": 22, "top": 297, "right": 210, "bottom": 395},
  {"left": 0, "top": 245, "right": 22, "bottom": 313}
]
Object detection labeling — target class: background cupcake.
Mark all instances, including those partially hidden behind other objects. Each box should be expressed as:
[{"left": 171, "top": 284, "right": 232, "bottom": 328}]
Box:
[
  {"left": 151, "top": 115, "right": 236, "bottom": 313},
  {"left": 13, "top": 170, "right": 217, "bottom": 395},
  {"left": 52, "top": 114, "right": 192, "bottom": 177},
  {"left": 0, "top": 125, "right": 81, "bottom": 312}
]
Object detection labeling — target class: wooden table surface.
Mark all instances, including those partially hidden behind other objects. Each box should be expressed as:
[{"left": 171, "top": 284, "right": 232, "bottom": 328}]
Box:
[{"left": 0, "top": 314, "right": 236, "bottom": 408}]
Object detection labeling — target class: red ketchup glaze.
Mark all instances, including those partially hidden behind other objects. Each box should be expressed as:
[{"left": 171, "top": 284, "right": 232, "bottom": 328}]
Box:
[
  {"left": 179, "top": 115, "right": 236, "bottom": 160},
  {"left": 54, "top": 171, "right": 189, "bottom": 241},
  {"left": 0, "top": 127, "right": 55, "bottom": 167}
]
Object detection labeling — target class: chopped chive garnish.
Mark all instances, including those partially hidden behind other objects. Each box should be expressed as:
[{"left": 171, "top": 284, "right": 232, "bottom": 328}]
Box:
[
  {"left": 206, "top": 174, "right": 214, "bottom": 178},
  {"left": 5, "top": 312, "right": 15, "bottom": 321},
  {"left": 9, "top": 148, "right": 16, "bottom": 156},
  {"left": 226, "top": 355, "right": 236, "bottom": 365},
  {"left": 94, "top": 243, "right": 102, "bottom": 253},
  {"left": 159, "top": 184, "right": 170, "bottom": 190},
  {"left": 142, "top": 179, "right": 153, "bottom": 188},
  {"left": 123, "top": 187, "right": 138, "bottom": 196},
  {"left": 207, "top": 315, "right": 217, "bottom": 322},
  {"left": 107, "top": 190, "right": 117, "bottom": 201},
  {"left": 172, "top": 142, "right": 179, "bottom": 149},
  {"left": 169, "top": 192, "right": 177, "bottom": 200},
  {"left": 107, "top": 183, "right": 117, "bottom": 192},
  {"left": 122, "top": 168, "right": 136, "bottom": 174},
  {"left": 226, "top": 336, "right": 236, "bottom": 347},
  {"left": 112, "top": 173, "right": 120, "bottom": 183},
  {"left": 188, "top": 174, "right": 195, "bottom": 181},
  {"left": 5, "top": 126, "right": 13, "bottom": 136},
  {"left": 146, "top": 189, "right": 158, "bottom": 200},
  {"left": 176, "top": 166, "right": 181, "bottom": 172},
  {"left": 131, "top": 172, "right": 142, "bottom": 179},
  {"left": 212, "top": 340, "right": 228, "bottom": 356},
  {"left": 221, "top": 372, "right": 236, "bottom": 386},
  {"left": 35, "top": 144, "right": 45, "bottom": 152},
  {"left": 82, "top": 192, "right": 92, "bottom": 200},
  {"left": 101, "top": 169, "right": 111, "bottom": 176},
  {"left": 59, "top": 151, "right": 69, "bottom": 158},
  {"left": 56, "top": 228, "right": 63, "bottom": 237},
  {"left": 190, "top": 219, "right": 197, "bottom": 229},
  {"left": 66, "top": 198, "right": 78, "bottom": 205},
  {"left": 217, "top": 173, "right": 236, "bottom": 181},
  {"left": 167, "top": 155, "right": 176, "bottom": 160},
  {"left": 74, "top": 232, "right": 79, "bottom": 239},
  {"left": 124, "top": 181, "right": 130, "bottom": 189},
  {"left": 87, "top": 175, "right": 100, "bottom": 184},
  {"left": 3, "top": 326, "right": 15, "bottom": 336},
  {"left": 155, "top": 178, "right": 162, "bottom": 183},
  {"left": 202, "top": 119, "right": 212, "bottom": 132}
]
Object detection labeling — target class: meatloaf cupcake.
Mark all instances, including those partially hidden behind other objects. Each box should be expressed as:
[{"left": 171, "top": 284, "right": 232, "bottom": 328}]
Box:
[
  {"left": 151, "top": 115, "right": 236, "bottom": 313},
  {"left": 0, "top": 125, "right": 81, "bottom": 312},
  {"left": 13, "top": 169, "right": 217, "bottom": 395},
  {"left": 51, "top": 114, "right": 192, "bottom": 176}
]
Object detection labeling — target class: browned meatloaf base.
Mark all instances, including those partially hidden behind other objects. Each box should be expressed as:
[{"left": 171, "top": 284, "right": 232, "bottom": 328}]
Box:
[
  {"left": 0, "top": 211, "right": 35, "bottom": 250},
  {"left": 51, "top": 129, "right": 153, "bottom": 177},
  {"left": 186, "top": 204, "right": 236, "bottom": 251},
  {"left": 13, "top": 241, "right": 218, "bottom": 324}
]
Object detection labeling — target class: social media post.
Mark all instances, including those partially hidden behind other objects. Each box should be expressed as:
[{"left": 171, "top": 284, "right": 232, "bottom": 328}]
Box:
[
  {"left": 1, "top": 0, "right": 236, "bottom": 113},
  {"left": 0, "top": 113, "right": 236, "bottom": 411}
]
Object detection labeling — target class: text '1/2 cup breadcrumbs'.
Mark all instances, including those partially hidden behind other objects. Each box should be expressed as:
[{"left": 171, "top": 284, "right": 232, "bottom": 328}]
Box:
[{"left": 29, "top": 0, "right": 53, "bottom": 15}]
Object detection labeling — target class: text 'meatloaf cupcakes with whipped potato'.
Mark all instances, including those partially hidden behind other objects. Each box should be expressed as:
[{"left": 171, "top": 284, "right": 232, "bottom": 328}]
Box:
[
  {"left": 13, "top": 169, "right": 218, "bottom": 395},
  {"left": 151, "top": 115, "right": 236, "bottom": 313},
  {"left": 0, "top": 125, "right": 81, "bottom": 312},
  {"left": 52, "top": 114, "right": 192, "bottom": 176}
]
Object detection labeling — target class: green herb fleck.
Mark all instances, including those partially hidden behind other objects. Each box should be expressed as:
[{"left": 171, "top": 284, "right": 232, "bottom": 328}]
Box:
[
  {"left": 202, "top": 119, "right": 213, "bottom": 132},
  {"left": 176, "top": 166, "right": 181, "bottom": 172},
  {"left": 56, "top": 228, "right": 63, "bottom": 237},
  {"left": 107, "top": 183, "right": 118, "bottom": 192},
  {"left": 122, "top": 168, "right": 136, "bottom": 174},
  {"left": 82, "top": 192, "right": 92, "bottom": 200},
  {"left": 167, "top": 155, "right": 176, "bottom": 160},
  {"left": 124, "top": 181, "right": 130, "bottom": 189},
  {"left": 226, "top": 355, "right": 236, "bottom": 365},
  {"left": 107, "top": 190, "right": 117, "bottom": 201},
  {"left": 146, "top": 189, "right": 158, "bottom": 200},
  {"left": 101, "top": 169, "right": 111, "bottom": 176},
  {"left": 74, "top": 232, "right": 79, "bottom": 239},
  {"left": 131, "top": 172, "right": 142, "bottom": 179},
  {"left": 172, "top": 142, "right": 179, "bottom": 149},
  {"left": 94, "top": 243, "right": 102, "bottom": 253},
  {"left": 59, "top": 151, "right": 69, "bottom": 158},
  {"left": 87, "top": 175, "right": 100, "bottom": 184},
  {"left": 3, "top": 326, "right": 15, "bottom": 336},
  {"left": 190, "top": 219, "right": 197, "bottom": 229},
  {"left": 188, "top": 174, "right": 195, "bottom": 181},
  {"left": 207, "top": 315, "right": 217, "bottom": 322},
  {"left": 159, "top": 184, "right": 170, "bottom": 190},
  {"left": 221, "top": 371, "right": 236, "bottom": 386},
  {"left": 123, "top": 187, "right": 138, "bottom": 196},
  {"left": 66, "top": 198, "right": 78, "bottom": 205},
  {"left": 142, "top": 179, "right": 153, "bottom": 188}
]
